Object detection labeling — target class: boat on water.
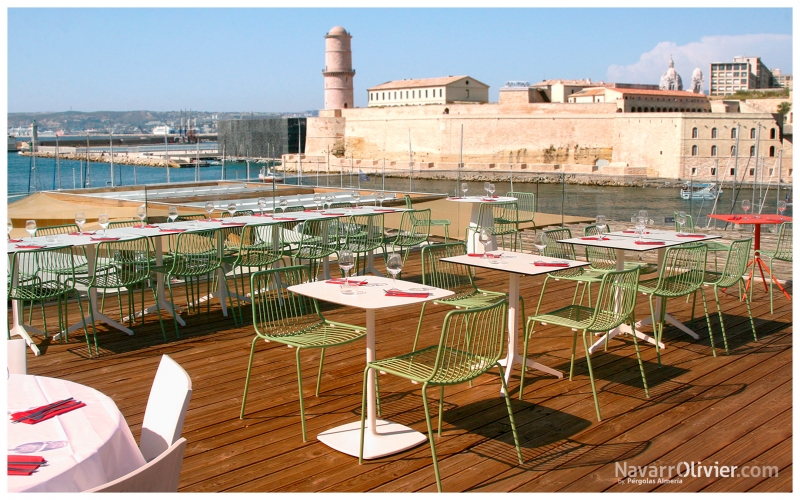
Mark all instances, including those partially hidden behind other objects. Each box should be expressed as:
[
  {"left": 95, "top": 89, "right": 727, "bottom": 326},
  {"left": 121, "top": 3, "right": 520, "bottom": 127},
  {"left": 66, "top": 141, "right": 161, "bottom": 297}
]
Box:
[
  {"left": 680, "top": 182, "right": 721, "bottom": 200},
  {"left": 189, "top": 159, "right": 210, "bottom": 167}
]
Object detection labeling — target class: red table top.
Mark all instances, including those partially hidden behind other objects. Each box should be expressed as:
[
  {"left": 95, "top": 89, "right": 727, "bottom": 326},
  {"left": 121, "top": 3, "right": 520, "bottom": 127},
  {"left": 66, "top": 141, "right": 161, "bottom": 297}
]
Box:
[{"left": 708, "top": 213, "right": 792, "bottom": 225}]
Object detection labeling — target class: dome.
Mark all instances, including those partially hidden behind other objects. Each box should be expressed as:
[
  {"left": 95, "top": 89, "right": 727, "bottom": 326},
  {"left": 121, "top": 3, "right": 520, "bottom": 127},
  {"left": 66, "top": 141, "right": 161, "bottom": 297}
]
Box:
[
  {"left": 659, "top": 56, "right": 683, "bottom": 91},
  {"left": 692, "top": 67, "right": 703, "bottom": 79},
  {"left": 328, "top": 26, "right": 348, "bottom": 35}
]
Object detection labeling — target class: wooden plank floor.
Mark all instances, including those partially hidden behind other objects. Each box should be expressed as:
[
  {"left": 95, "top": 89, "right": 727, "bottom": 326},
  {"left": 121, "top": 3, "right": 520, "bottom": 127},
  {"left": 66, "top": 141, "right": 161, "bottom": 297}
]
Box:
[{"left": 12, "top": 238, "right": 793, "bottom": 492}]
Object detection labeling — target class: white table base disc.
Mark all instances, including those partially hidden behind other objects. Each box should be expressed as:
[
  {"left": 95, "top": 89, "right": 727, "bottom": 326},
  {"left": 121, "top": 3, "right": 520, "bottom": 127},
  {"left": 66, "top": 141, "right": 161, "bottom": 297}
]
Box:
[{"left": 318, "top": 419, "right": 427, "bottom": 459}]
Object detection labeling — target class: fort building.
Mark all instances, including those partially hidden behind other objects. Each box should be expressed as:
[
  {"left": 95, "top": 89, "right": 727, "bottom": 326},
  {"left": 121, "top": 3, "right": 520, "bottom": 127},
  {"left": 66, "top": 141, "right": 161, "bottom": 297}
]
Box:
[{"left": 367, "top": 76, "right": 489, "bottom": 107}]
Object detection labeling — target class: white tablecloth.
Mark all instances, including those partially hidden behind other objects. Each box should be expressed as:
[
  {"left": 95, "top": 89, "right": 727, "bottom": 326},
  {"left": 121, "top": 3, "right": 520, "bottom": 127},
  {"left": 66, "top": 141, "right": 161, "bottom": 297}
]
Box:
[{"left": 7, "top": 374, "right": 146, "bottom": 492}]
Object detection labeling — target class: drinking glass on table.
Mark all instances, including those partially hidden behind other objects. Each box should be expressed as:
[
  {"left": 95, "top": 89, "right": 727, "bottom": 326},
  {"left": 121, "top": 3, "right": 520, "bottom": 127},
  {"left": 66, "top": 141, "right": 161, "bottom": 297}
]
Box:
[
  {"left": 258, "top": 197, "right": 267, "bottom": 215},
  {"left": 376, "top": 192, "right": 385, "bottom": 207},
  {"left": 595, "top": 215, "right": 607, "bottom": 240},
  {"left": 484, "top": 182, "right": 491, "bottom": 197},
  {"left": 386, "top": 252, "right": 403, "bottom": 290},
  {"left": 533, "top": 232, "right": 547, "bottom": 256},
  {"left": 205, "top": 201, "right": 215, "bottom": 220},
  {"left": 25, "top": 220, "right": 36, "bottom": 242},
  {"left": 635, "top": 217, "right": 647, "bottom": 242},
  {"left": 677, "top": 211, "right": 686, "bottom": 235},
  {"left": 227, "top": 202, "right": 237, "bottom": 218},
  {"left": 479, "top": 228, "right": 492, "bottom": 257},
  {"left": 98, "top": 214, "right": 109, "bottom": 236},
  {"left": 168, "top": 206, "right": 179, "bottom": 225},
  {"left": 352, "top": 190, "right": 361, "bottom": 208},
  {"left": 325, "top": 195, "right": 334, "bottom": 211},
  {"left": 488, "top": 183, "right": 496, "bottom": 198},
  {"left": 279, "top": 197, "right": 289, "bottom": 213},
  {"left": 137, "top": 205, "right": 147, "bottom": 227},
  {"left": 778, "top": 200, "right": 787, "bottom": 219},
  {"left": 75, "top": 212, "right": 86, "bottom": 235},
  {"left": 338, "top": 249, "right": 355, "bottom": 284},
  {"left": 741, "top": 199, "right": 751, "bottom": 219},
  {"left": 461, "top": 182, "right": 468, "bottom": 198},
  {"left": 313, "top": 194, "right": 322, "bottom": 211}
]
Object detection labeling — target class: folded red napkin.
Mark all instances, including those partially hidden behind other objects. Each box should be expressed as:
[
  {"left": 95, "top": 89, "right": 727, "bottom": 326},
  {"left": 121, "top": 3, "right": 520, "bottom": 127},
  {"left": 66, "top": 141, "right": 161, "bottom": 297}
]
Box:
[
  {"left": 677, "top": 234, "right": 705, "bottom": 238},
  {"left": 90, "top": 236, "right": 120, "bottom": 241},
  {"left": 533, "top": 261, "right": 570, "bottom": 267},
  {"left": 10, "top": 401, "right": 86, "bottom": 424},
  {"left": 468, "top": 253, "right": 485, "bottom": 257},
  {"left": 159, "top": 228, "right": 186, "bottom": 233},
  {"left": 251, "top": 213, "right": 270, "bottom": 217},
  {"left": 326, "top": 279, "right": 369, "bottom": 285},
  {"left": 635, "top": 241, "right": 665, "bottom": 245},
  {"left": 581, "top": 237, "right": 600, "bottom": 240},
  {"left": 622, "top": 230, "right": 649, "bottom": 234},
  {"left": 221, "top": 222, "right": 246, "bottom": 227},
  {"left": 7, "top": 455, "right": 46, "bottom": 476},
  {"left": 481, "top": 198, "right": 498, "bottom": 202},
  {"left": 385, "top": 291, "right": 430, "bottom": 298},
  {"left": 15, "top": 245, "right": 44, "bottom": 249},
  {"left": 271, "top": 217, "right": 297, "bottom": 221},
  {"left": 8, "top": 238, "right": 23, "bottom": 243},
  {"left": 68, "top": 231, "right": 96, "bottom": 236},
  {"left": 137, "top": 225, "right": 159, "bottom": 229}
]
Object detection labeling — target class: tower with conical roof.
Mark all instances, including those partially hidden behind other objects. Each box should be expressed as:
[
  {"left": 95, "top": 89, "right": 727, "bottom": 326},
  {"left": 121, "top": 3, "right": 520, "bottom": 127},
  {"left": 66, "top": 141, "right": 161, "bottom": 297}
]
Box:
[{"left": 323, "top": 26, "right": 355, "bottom": 110}]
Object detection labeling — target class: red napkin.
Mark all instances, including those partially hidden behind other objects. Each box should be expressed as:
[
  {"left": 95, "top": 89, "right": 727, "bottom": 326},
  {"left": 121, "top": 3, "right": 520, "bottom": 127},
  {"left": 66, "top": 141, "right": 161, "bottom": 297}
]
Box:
[
  {"left": 635, "top": 241, "right": 664, "bottom": 245},
  {"left": 7, "top": 455, "right": 46, "bottom": 476},
  {"left": 581, "top": 237, "right": 600, "bottom": 240},
  {"left": 622, "top": 230, "right": 649, "bottom": 234},
  {"left": 68, "top": 231, "right": 96, "bottom": 236},
  {"left": 272, "top": 217, "right": 297, "bottom": 221},
  {"left": 481, "top": 198, "right": 498, "bottom": 202},
  {"left": 534, "top": 261, "right": 570, "bottom": 267},
  {"left": 252, "top": 213, "right": 271, "bottom": 217},
  {"left": 10, "top": 401, "right": 86, "bottom": 424},
  {"left": 385, "top": 291, "right": 430, "bottom": 298},
  {"left": 15, "top": 245, "right": 44, "bottom": 249},
  {"left": 326, "top": 279, "right": 369, "bottom": 285},
  {"left": 677, "top": 234, "right": 705, "bottom": 238},
  {"left": 90, "top": 236, "right": 120, "bottom": 241},
  {"left": 159, "top": 228, "right": 186, "bottom": 233},
  {"left": 468, "top": 253, "right": 485, "bottom": 257},
  {"left": 221, "top": 222, "right": 246, "bottom": 227},
  {"left": 8, "top": 238, "right": 23, "bottom": 243},
  {"left": 137, "top": 225, "right": 159, "bottom": 229}
]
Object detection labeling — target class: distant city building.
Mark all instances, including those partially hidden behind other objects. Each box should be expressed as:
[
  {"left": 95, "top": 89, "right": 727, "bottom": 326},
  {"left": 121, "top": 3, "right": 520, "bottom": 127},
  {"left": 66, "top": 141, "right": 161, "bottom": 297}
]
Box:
[
  {"left": 218, "top": 118, "right": 305, "bottom": 157},
  {"left": 709, "top": 56, "right": 782, "bottom": 96},
  {"left": 568, "top": 87, "right": 711, "bottom": 113},
  {"left": 323, "top": 26, "right": 355, "bottom": 110},
  {"left": 659, "top": 57, "right": 683, "bottom": 91},
  {"left": 772, "top": 68, "right": 793, "bottom": 90},
  {"left": 151, "top": 125, "right": 175, "bottom": 135},
  {"left": 367, "top": 76, "right": 489, "bottom": 107},
  {"left": 531, "top": 79, "right": 659, "bottom": 103}
]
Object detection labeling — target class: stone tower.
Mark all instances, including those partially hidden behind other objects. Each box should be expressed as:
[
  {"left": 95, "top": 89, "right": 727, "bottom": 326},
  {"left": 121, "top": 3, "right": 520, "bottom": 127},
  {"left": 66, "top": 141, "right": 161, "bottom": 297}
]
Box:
[{"left": 323, "top": 26, "right": 355, "bottom": 110}]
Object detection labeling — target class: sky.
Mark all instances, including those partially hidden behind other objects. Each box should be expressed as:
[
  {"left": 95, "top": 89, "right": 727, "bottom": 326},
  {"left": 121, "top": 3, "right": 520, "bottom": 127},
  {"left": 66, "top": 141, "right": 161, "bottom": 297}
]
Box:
[{"left": 4, "top": 4, "right": 795, "bottom": 114}]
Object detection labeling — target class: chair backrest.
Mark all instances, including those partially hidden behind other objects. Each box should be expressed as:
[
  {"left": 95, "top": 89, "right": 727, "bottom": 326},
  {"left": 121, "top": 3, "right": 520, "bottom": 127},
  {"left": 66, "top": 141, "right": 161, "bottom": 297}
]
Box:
[
  {"left": 583, "top": 225, "right": 616, "bottom": 270},
  {"left": 650, "top": 242, "right": 707, "bottom": 296},
  {"left": 34, "top": 223, "right": 79, "bottom": 236},
  {"left": 420, "top": 242, "right": 478, "bottom": 299},
  {"left": 330, "top": 201, "right": 352, "bottom": 209},
  {"left": 428, "top": 300, "right": 508, "bottom": 384},
  {"left": 232, "top": 223, "right": 284, "bottom": 268},
  {"left": 506, "top": 192, "right": 535, "bottom": 224},
  {"left": 585, "top": 267, "right": 640, "bottom": 332},
  {"left": 7, "top": 338, "right": 27, "bottom": 375},
  {"left": 477, "top": 201, "right": 518, "bottom": 234},
  {"left": 283, "top": 205, "right": 306, "bottom": 213},
  {"left": 9, "top": 246, "right": 78, "bottom": 300},
  {"left": 541, "top": 227, "right": 576, "bottom": 260},
  {"left": 250, "top": 266, "right": 326, "bottom": 340},
  {"left": 176, "top": 213, "right": 206, "bottom": 221},
  {"left": 673, "top": 212, "right": 696, "bottom": 233},
  {"left": 772, "top": 221, "right": 792, "bottom": 261},
  {"left": 140, "top": 355, "right": 192, "bottom": 462},
  {"left": 393, "top": 209, "right": 431, "bottom": 249},
  {"left": 343, "top": 213, "right": 385, "bottom": 253},
  {"left": 167, "top": 228, "right": 222, "bottom": 276},
  {"left": 85, "top": 437, "right": 187, "bottom": 492},
  {"left": 294, "top": 216, "right": 340, "bottom": 261},
  {"left": 108, "top": 219, "right": 142, "bottom": 229},
  {"left": 404, "top": 194, "right": 414, "bottom": 209},
  {"left": 90, "top": 236, "right": 153, "bottom": 288},
  {"left": 713, "top": 238, "right": 752, "bottom": 287}
]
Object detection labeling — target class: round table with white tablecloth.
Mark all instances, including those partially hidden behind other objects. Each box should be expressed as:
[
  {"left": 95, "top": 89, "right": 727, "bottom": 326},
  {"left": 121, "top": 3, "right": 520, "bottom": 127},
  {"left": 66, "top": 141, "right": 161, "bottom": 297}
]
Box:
[{"left": 7, "top": 374, "right": 146, "bottom": 492}]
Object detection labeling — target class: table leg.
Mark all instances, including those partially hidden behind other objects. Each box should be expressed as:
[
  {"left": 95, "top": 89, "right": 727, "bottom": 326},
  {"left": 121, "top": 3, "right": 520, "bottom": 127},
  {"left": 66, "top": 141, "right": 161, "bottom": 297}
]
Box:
[
  {"left": 363, "top": 249, "right": 384, "bottom": 276},
  {"left": 128, "top": 237, "right": 185, "bottom": 326},
  {"left": 317, "top": 309, "right": 427, "bottom": 459}
]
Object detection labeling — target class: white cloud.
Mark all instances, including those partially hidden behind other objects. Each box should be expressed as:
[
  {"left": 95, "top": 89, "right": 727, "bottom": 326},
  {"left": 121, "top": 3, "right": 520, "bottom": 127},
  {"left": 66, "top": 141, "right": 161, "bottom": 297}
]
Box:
[{"left": 607, "top": 34, "right": 792, "bottom": 85}]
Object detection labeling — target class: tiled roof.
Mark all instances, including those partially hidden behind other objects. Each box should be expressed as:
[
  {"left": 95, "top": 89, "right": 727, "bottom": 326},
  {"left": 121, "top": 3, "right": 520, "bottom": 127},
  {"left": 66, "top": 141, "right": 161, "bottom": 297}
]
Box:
[
  {"left": 607, "top": 88, "right": 708, "bottom": 98},
  {"left": 368, "top": 76, "right": 488, "bottom": 90},
  {"left": 570, "top": 88, "right": 607, "bottom": 96}
]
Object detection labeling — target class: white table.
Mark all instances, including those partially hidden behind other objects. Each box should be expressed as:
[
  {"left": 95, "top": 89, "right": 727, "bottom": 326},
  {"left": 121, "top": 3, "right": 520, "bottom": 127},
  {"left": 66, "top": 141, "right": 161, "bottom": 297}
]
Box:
[
  {"left": 7, "top": 374, "right": 146, "bottom": 492},
  {"left": 444, "top": 196, "right": 517, "bottom": 253},
  {"left": 559, "top": 229, "right": 722, "bottom": 354},
  {"left": 288, "top": 276, "right": 453, "bottom": 459},
  {"left": 440, "top": 252, "right": 589, "bottom": 391}
]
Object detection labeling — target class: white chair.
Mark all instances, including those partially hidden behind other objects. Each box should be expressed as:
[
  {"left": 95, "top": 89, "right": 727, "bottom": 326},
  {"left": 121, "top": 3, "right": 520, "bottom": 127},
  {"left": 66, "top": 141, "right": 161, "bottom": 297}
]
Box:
[
  {"left": 140, "top": 355, "right": 192, "bottom": 462},
  {"left": 85, "top": 437, "right": 187, "bottom": 492},
  {"left": 7, "top": 338, "right": 27, "bottom": 375}
]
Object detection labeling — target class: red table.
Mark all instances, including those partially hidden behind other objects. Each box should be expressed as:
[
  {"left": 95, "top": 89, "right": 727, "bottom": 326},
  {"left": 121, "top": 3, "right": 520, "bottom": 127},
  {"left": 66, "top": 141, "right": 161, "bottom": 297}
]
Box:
[{"left": 707, "top": 213, "right": 792, "bottom": 300}]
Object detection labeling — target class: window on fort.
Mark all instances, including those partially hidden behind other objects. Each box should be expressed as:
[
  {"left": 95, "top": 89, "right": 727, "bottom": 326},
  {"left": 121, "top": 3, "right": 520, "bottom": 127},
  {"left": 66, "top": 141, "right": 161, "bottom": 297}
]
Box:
[
  {"left": 769, "top": 168, "right": 774, "bottom": 176},
  {"left": 750, "top": 168, "right": 755, "bottom": 176},
  {"left": 750, "top": 128, "right": 756, "bottom": 139},
  {"left": 711, "top": 146, "right": 717, "bottom": 156},
  {"left": 770, "top": 128, "right": 776, "bottom": 139},
  {"left": 691, "top": 168, "right": 697, "bottom": 176},
  {"left": 382, "top": 92, "right": 385, "bottom": 100},
  {"left": 731, "top": 146, "right": 736, "bottom": 155},
  {"left": 691, "top": 145, "right": 698, "bottom": 156},
  {"left": 750, "top": 146, "right": 756, "bottom": 156},
  {"left": 425, "top": 90, "right": 428, "bottom": 98},
  {"left": 711, "top": 128, "right": 717, "bottom": 138},
  {"left": 394, "top": 92, "right": 396, "bottom": 99},
  {"left": 731, "top": 128, "right": 737, "bottom": 139},
  {"left": 711, "top": 168, "right": 716, "bottom": 175},
  {"left": 406, "top": 91, "right": 409, "bottom": 98},
  {"left": 466, "top": 89, "right": 470, "bottom": 98},
  {"left": 770, "top": 146, "right": 775, "bottom": 157},
  {"left": 440, "top": 89, "right": 442, "bottom": 97},
  {"left": 692, "top": 127, "right": 698, "bottom": 138}
]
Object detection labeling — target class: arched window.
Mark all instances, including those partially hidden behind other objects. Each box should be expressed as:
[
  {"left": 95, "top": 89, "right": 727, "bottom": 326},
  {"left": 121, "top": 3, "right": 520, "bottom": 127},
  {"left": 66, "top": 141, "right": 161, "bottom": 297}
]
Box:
[
  {"left": 692, "top": 127, "right": 698, "bottom": 138},
  {"left": 691, "top": 145, "right": 698, "bottom": 156},
  {"left": 769, "top": 146, "right": 775, "bottom": 157},
  {"left": 770, "top": 128, "right": 776, "bottom": 139},
  {"left": 711, "top": 127, "right": 717, "bottom": 138},
  {"left": 750, "top": 128, "right": 756, "bottom": 139},
  {"left": 711, "top": 145, "right": 717, "bottom": 156},
  {"left": 731, "top": 145, "right": 737, "bottom": 155},
  {"left": 731, "top": 128, "right": 737, "bottom": 139},
  {"left": 750, "top": 145, "right": 756, "bottom": 156},
  {"left": 638, "top": 107, "right": 642, "bottom": 112}
]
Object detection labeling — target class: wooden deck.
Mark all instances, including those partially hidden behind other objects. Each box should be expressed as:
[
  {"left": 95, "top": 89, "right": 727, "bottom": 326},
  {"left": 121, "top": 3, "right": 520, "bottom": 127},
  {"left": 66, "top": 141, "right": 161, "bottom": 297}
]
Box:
[{"left": 13, "top": 237, "right": 793, "bottom": 492}]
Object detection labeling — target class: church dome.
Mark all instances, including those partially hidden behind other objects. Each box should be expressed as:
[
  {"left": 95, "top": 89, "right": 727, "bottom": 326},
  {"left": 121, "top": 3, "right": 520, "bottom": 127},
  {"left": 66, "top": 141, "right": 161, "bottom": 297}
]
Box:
[{"left": 659, "top": 57, "right": 683, "bottom": 91}]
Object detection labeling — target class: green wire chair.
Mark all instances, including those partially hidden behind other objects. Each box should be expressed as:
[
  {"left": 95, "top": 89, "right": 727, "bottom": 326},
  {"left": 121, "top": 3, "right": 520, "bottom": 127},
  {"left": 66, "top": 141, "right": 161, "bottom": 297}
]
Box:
[
  {"left": 240, "top": 265, "right": 367, "bottom": 441},
  {"left": 359, "top": 300, "right": 522, "bottom": 492},
  {"left": 8, "top": 246, "right": 89, "bottom": 349},
  {"left": 339, "top": 213, "right": 386, "bottom": 276},
  {"left": 523, "top": 267, "right": 646, "bottom": 420},
  {"left": 506, "top": 191, "right": 536, "bottom": 234},
  {"left": 385, "top": 208, "right": 431, "bottom": 274},
  {"left": 405, "top": 195, "right": 450, "bottom": 242},
  {"left": 77, "top": 236, "right": 167, "bottom": 355},
  {"left": 471, "top": 201, "right": 521, "bottom": 252},
  {"left": 754, "top": 221, "right": 792, "bottom": 314},
  {"left": 108, "top": 220, "right": 143, "bottom": 229},
  {"left": 156, "top": 228, "right": 235, "bottom": 337},
  {"left": 176, "top": 213, "right": 207, "bottom": 222},
  {"left": 637, "top": 242, "right": 707, "bottom": 365},
  {"left": 412, "top": 242, "right": 522, "bottom": 351},
  {"left": 221, "top": 210, "right": 254, "bottom": 218},
  {"left": 583, "top": 224, "right": 658, "bottom": 275},
  {"left": 34, "top": 224, "right": 93, "bottom": 275},
  {"left": 692, "top": 238, "right": 756, "bottom": 356},
  {"left": 283, "top": 205, "right": 306, "bottom": 213},
  {"left": 674, "top": 212, "right": 729, "bottom": 270},
  {"left": 290, "top": 217, "right": 340, "bottom": 281}
]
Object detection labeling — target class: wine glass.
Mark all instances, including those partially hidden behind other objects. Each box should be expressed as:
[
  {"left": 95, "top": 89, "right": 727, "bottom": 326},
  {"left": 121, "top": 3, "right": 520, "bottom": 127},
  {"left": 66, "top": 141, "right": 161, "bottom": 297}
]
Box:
[
  {"left": 479, "top": 228, "right": 492, "bottom": 257},
  {"left": 7, "top": 221, "right": 12, "bottom": 240},
  {"left": 313, "top": 194, "right": 322, "bottom": 211},
  {"left": 98, "top": 214, "right": 109, "bottom": 236},
  {"left": 258, "top": 197, "right": 267, "bottom": 216},
  {"left": 638, "top": 210, "right": 649, "bottom": 230},
  {"left": 488, "top": 183, "right": 496, "bottom": 198},
  {"left": 136, "top": 204, "right": 147, "bottom": 227},
  {"left": 741, "top": 199, "right": 751, "bottom": 219},
  {"left": 205, "top": 201, "right": 215, "bottom": 220},
  {"left": 227, "top": 202, "right": 237, "bottom": 218},
  {"left": 325, "top": 195, "right": 334, "bottom": 211},
  {"left": 352, "top": 190, "right": 361, "bottom": 208},
  {"left": 461, "top": 182, "right": 468, "bottom": 198},
  {"left": 376, "top": 192, "right": 385, "bottom": 207},
  {"left": 385, "top": 252, "right": 403, "bottom": 289},
  {"left": 595, "top": 215, "right": 607, "bottom": 240},
  {"left": 25, "top": 220, "right": 37, "bottom": 242},
  {"left": 168, "top": 206, "right": 179, "bottom": 225},
  {"left": 778, "top": 200, "right": 787, "bottom": 220},
  {"left": 677, "top": 211, "right": 686, "bottom": 235},
  {"left": 339, "top": 249, "right": 355, "bottom": 284},
  {"left": 484, "top": 182, "right": 491, "bottom": 197},
  {"left": 279, "top": 197, "right": 289, "bottom": 213},
  {"left": 636, "top": 217, "right": 647, "bottom": 242},
  {"left": 75, "top": 212, "right": 86, "bottom": 235},
  {"left": 533, "top": 232, "right": 547, "bottom": 256}
]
